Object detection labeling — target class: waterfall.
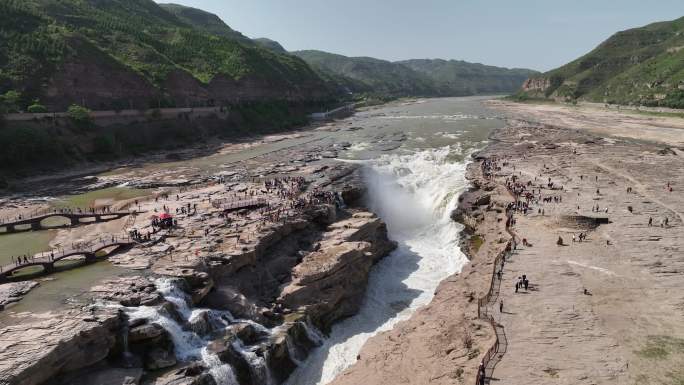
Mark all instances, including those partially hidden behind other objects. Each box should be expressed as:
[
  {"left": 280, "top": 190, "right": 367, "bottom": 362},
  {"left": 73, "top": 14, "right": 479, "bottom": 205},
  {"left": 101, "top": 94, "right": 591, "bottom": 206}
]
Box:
[
  {"left": 126, "top": 281, "right": 210, "bottom": 362},
  {"left": 120, "top": 321, "right": 137, "bottom": 368},
  {"left": 201, "top": 349, "right": 240, "bottom": 385},
  {"left": 126, "top": 278, "right": 322, "bottom": 385},
  {"left": 234, "top": 339, "right": 274, "bottom": 385},
  {"left": 285, "top": 145, "right": 470, "bottom": 385},
  {"left": 301, "top": 320, "right": 325, "bottom": 346},
  {"left": 123, "top": 143, "right": 472, "bottom": 385},
  {"left": 126, "top": 278, "right": 239, "bottom": 384}
]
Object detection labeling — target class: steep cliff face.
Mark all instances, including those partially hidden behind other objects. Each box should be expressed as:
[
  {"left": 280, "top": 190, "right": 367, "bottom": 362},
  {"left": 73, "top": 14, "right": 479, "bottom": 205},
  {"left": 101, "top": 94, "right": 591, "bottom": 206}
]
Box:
[
  {"left": 520, "top": 77, "right": 552, "bottom": 93},
  {"left": 43, "top": 37, "right": 158, "bottom": 111}
]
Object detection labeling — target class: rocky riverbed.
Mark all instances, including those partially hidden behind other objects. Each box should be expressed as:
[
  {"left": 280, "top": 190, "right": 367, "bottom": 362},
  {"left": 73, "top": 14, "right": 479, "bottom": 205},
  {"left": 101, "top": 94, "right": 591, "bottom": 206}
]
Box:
[
  {"left": 0, "top": 96, "right": 503, "bottom": 385},
  {"left": 0, "top": 126, "right": 399, "bottom": 385}
]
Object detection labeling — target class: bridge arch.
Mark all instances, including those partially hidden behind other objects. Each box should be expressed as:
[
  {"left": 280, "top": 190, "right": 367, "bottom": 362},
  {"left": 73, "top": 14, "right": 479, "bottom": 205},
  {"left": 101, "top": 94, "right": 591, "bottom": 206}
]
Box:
[
  {"left": 3, "top": 264, "right": 50, "bottom": 280},
  {"left": 38, "top": 215, "right": 74, "bottom": 229},
  {"left": 52, "top": 254, "right": 93, "bottom": 270}
]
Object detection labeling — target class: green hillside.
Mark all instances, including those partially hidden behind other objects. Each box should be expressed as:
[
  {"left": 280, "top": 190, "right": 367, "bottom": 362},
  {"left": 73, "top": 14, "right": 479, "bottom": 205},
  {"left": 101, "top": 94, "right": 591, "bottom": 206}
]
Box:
[
  {"left": 158, "top": 3, "right": 251, "bottom": 43},
  {"left": 518, "top": 16, "right": 684, "bottom": 108},
  {"left": 253, "top": 38, "right": 288, "bottom": 54},
  {"left": 0, "top": 0, "right": 329, "bottom": 112},
  {"left": 399, "top": 59, "right": 538, "bottom": 95},
  {"left": 292, "top": 50, "right": 538, "bottom": 98},
  {"left": 292, "top": 50, "right": 438, "bottom": 97}
]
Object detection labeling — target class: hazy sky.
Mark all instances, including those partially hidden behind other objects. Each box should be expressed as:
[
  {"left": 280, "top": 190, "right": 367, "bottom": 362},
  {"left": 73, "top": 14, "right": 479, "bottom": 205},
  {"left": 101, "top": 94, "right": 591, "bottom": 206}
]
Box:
[{"left": 156, "top": 0, "right": 684, "bottom": 71}]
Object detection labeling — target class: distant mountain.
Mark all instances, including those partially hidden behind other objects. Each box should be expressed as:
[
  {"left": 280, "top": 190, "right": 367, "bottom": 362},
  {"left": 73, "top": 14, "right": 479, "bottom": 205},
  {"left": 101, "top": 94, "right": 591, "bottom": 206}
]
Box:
[
  {"left": 400, "top": 59, "right": 538, "bottom": 96},
  {"left": 518, "top": 16, "right": 684, "bottom": 108},
  {"left": 292, "top": 50, "right": 437, "bottom": 96},
  {"left": 253, "top": 38, "right": 288, "bottom": 54},
  {"left": 0, "top": 0, "right": 330, "bottom": 112},
  {"left": 292, "top": 50, "right": 538, "bottom": 97}
]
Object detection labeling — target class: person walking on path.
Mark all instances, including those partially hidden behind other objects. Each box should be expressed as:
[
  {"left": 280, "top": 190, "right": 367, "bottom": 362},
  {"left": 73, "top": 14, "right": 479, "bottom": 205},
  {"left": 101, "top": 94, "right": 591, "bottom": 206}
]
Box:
[{"left": 499, "top": 300, "right": 504, "bottom": 313}]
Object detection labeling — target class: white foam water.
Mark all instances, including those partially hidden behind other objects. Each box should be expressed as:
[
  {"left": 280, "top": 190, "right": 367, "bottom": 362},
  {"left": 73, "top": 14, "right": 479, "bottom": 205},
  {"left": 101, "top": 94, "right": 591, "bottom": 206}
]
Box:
[
  {"left": 126, "top": 278, "right": 241, "bottom": 385},
  {"left": 285, "top": 145, "right": 470, "bottom": 385}
]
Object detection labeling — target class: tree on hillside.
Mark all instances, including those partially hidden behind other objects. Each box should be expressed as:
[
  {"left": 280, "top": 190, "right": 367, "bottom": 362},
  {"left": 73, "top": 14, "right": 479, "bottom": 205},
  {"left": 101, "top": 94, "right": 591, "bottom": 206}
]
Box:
[
  {"left": 67, "top": 104, "right": 92, "bottom": 128},
  {"left": 27, "top": 99, "right": 48, "bottom": 113},
  {"left": 0, "top": 90, "right": 21, "bottom": 114}
]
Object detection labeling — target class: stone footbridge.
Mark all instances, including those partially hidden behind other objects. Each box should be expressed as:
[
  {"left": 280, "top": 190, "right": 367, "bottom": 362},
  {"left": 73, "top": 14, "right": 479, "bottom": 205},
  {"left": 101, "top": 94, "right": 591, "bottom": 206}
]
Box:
[
  {"left": 0, "top": 236, "right": 136, "bottom": 283},
  {"left": 0, "top": 210, "right": 132, "bottom": 234}
]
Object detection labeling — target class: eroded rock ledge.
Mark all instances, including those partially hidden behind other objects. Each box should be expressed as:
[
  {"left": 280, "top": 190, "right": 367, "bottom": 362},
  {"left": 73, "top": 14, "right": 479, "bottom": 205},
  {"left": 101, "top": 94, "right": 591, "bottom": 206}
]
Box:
[{"left": 0, "top": 166, "right": 396, "bottom": 385}]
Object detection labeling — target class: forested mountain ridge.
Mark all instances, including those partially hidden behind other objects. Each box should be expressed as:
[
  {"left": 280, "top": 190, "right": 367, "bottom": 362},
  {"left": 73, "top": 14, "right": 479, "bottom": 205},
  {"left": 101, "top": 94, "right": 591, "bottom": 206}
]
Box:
[
  {"left": 158, "top": 3, "right": 252, "bottom": 42},
  {"left": 399, "top": 59, "right": 537, "bottom": 96},
  {"left": 0, "top": 0, "right": 332, "bottom": 112},
  {"left": 292, "top": 50, "right": 538, "bottom": 98},
  {"left": 517, "top": 16, "right": 684, "bottom": 108},
  {"left": 292, "top": 50, "right": 436, "bottom": 96}
]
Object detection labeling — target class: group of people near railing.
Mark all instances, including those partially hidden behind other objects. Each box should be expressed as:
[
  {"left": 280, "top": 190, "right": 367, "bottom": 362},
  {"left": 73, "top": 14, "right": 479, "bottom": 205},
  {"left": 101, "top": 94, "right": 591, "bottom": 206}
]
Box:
[{"left": 209, "top": 175, "right": 341, "bottom": 225}]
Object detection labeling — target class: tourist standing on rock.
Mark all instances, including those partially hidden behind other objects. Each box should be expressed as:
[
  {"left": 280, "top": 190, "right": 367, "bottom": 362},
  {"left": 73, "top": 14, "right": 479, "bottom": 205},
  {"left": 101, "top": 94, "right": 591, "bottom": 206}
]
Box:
[{"left": 499, "top": 300, "right": 504, "bottom": 313}]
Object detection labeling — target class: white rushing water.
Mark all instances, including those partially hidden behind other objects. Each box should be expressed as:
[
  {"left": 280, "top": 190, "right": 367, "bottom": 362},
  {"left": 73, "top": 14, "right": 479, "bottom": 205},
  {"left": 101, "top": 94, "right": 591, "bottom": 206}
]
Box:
[
  {"left": 285, "top": 145, "right": 470, "bottom": 385},
  {"left": 126, "top": 278, "right": 242, "bottom": 385}
]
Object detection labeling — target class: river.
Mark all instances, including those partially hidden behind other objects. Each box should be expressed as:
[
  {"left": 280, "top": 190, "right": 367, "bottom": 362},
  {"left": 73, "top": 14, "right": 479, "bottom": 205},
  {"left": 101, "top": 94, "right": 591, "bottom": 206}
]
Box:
[
  {"left": 1, "top": 96, "right": 503, "bottom": 383},
  {"left": 285, "top": 96, "right": 503, "bottom": 384}
]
